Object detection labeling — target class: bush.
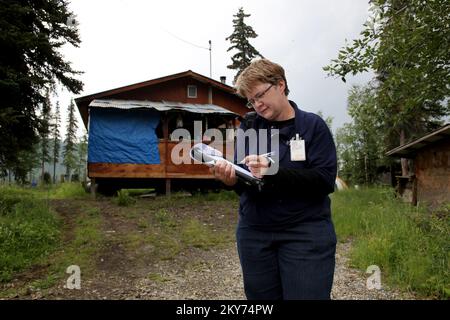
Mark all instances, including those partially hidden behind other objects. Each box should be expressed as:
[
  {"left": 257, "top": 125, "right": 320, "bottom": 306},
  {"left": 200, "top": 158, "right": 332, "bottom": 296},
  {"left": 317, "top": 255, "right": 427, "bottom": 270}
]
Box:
[
  {"left": 43, "top": 172, "right": 52, "bottom": 185},
  {"left": 116, "top": 189, "right": 135, "bottom": 207},
  {"left": 0, "top": 187, "right": 35, "bottom": 215}
]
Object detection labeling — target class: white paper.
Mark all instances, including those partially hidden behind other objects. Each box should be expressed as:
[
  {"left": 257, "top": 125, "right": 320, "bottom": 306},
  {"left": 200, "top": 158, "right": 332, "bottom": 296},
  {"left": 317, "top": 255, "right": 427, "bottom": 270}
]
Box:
[{"left": 189, "top": 143, "right": 259, "bottom": 181}]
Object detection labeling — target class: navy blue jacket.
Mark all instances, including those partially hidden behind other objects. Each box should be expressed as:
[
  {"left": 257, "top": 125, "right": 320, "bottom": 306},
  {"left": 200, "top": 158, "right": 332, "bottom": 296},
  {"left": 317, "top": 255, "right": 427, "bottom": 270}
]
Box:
[{"left": 234, "top": 101, "right": 337, "bottom": 231}]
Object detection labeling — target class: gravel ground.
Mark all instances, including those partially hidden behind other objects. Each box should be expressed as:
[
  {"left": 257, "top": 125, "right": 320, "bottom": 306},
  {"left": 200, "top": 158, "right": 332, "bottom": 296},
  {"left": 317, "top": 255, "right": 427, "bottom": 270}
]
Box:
[
  {"left": 133, "top": 241, "right": 416, "bottom": 300},
  {"left": 331, "top": 241, "right": 416, "bottom": 300},
  {"left": 11, "top": 240, "right": 417, "bottom": 300}
]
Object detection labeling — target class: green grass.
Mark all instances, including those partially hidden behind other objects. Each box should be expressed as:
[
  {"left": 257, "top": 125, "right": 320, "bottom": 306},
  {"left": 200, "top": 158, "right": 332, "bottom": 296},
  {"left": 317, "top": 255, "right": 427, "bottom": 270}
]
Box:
[
  {"left": 0, "top": 187, "right": 61, "bottom": 283},
  {"left": 123, "top": 193, "right": 235, "bottom": 262},
  {"left": 14, "top": 182, "right": 89, "bottom": 200},
  {"left": 139, "top": 217, "right": 231, "bottom": 261},
  {"left": 147, "top": 272, "right": 171, "bottom": 283},
  {"left": 192, "top": 190, "right": 239, "bottom": 202},
  {"left": 331, "top": 187, "right": 449, "bottom": 299},
  {"left": 49, "top": 183, "right": 88, "bottom": 199},
  {"left": 57, "top": 205, "right": 102, "bottom": 269},
  {"left": 115, "top": 189, "right": 136, "bottom": 207},
  {"left": 0, "top": 186, "right": 237, "bottom": 297},
  {"left": 181, "top": 219, "right": 230, "bottom": 249},
  {"left": 0, "top": 184, "right": 103, "bottom": 296},
  {"left": 154, "top": 209, "right": 176, "bottom": 228},
  {"left": 27, "top": 203, "right": 103, "bottom": 293},
  {"left": 149, "top": 233, "right": 182, "bottom": 260}
]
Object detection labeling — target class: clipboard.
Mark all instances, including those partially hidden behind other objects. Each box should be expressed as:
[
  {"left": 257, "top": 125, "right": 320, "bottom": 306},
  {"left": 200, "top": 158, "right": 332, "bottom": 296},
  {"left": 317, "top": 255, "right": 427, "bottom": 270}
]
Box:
[{"left": 189, "top": 143, "right": 264, "bottom": 188}]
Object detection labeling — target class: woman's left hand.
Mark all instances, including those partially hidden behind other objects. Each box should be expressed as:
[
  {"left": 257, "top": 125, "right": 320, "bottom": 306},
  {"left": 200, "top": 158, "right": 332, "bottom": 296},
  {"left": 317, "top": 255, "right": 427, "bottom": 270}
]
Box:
[{"left": 242, "top": 155, "right": 270, "bottom": 178}]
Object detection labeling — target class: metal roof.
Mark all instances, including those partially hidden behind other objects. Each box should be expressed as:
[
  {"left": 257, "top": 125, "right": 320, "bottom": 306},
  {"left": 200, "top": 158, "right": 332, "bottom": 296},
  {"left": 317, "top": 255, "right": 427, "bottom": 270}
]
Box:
[
  {"left": 386, "top": 124, "right": 450, "bottom": 158},
  {"left": 89, "top": 99, "right": 237, "bottom": 115},
  {"left": 76, "top": 70, "right": 237, "bottom": 103}
]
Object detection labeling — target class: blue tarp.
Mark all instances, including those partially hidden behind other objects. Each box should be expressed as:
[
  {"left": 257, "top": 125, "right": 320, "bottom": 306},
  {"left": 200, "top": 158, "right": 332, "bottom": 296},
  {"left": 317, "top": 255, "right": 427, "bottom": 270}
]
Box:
[{"left": 88, "top": 108, "right": 160, "bottom": 164}]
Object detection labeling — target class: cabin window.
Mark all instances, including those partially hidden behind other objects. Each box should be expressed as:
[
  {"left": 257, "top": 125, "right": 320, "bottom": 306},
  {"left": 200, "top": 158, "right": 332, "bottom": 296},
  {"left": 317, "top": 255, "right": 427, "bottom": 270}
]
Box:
[{"left": 187, "top": 85, "right": 197, "bottom": 98}]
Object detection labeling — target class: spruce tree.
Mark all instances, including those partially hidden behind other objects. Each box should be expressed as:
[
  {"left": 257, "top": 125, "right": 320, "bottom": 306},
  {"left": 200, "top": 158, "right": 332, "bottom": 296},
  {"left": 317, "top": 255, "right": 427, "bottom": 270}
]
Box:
[
  {"left": 0, "top": 0, "right": 83, "bottom": 173},
  {"left": 226, "top": 7, "right": 264, "bottom": 83},
  {"left": 63, "top": 99, "right": 78, "bottom": 180},
  {"left": 52, "top": 101, "right": 61, "bottom": 184},
  {"left": 12, "top": 146, "right": 40, "bottom": 185}
]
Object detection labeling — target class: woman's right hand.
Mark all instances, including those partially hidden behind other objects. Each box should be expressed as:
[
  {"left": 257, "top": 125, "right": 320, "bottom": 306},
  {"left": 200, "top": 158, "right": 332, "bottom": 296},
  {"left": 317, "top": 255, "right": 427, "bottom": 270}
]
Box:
[{"left": 209, "top": 160, "right": 237, "bottom": 186}]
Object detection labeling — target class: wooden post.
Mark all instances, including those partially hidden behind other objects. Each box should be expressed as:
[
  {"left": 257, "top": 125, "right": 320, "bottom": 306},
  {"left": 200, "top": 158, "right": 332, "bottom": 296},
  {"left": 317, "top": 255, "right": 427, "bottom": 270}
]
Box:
[
  {"left": 165, "top": 178, "right": 171, "bottom": 197},
  {"left": 412, "top": 175, "right": 417, "bottom": 206},
  {"left": 163, "top": 112, "right": 171, "bottom": 196},
  {"left": 90, "top": 177, "right": 96, "bottom": 199}
]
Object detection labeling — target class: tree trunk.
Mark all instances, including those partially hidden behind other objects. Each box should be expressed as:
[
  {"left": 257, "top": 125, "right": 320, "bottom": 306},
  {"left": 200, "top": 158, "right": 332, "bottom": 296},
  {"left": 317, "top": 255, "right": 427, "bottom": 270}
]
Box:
[
  {"left": 53, "top": 160, "right": 56, "bottom": 184},
  {"left": 41, "top": 158, "right": 45, "bottom": 183},
  {"left": 364, "top": 154, "right": 368, "bottom": 184}
]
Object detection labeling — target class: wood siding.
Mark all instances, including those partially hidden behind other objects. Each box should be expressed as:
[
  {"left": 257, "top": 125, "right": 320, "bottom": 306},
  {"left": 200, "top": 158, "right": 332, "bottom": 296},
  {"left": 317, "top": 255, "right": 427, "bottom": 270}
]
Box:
[
  {"left": 88, "top": 140, "right": 235, "bottom": 179},
  {"left": 415, "top": 139, "right": 450, "bottom": 206}
]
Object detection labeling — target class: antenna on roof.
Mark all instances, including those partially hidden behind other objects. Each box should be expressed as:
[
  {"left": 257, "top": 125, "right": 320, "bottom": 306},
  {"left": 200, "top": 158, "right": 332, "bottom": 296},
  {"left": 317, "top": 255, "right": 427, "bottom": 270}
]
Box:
[
  {"left": 209, "top": 40, "right": 212, "bottom": 79},
  {"left": 161, "top": 28, "right": 213, "bottom": 79}
]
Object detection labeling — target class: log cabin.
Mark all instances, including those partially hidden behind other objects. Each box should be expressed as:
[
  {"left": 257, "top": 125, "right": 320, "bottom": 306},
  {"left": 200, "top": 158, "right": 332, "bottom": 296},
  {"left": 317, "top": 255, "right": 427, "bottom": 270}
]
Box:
[{"left": 75, "top": 70, "right": 248, "bottom": 195}]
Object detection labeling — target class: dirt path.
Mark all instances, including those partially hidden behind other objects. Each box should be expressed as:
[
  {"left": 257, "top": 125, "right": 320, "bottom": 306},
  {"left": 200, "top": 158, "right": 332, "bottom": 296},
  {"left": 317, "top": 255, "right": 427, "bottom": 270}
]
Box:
[{"left": 5, "top": 197, "right": 417, "bottom": 300}]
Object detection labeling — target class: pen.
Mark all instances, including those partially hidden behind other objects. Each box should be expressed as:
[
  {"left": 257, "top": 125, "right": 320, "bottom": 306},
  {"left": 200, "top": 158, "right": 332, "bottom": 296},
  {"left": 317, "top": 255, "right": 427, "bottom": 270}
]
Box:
[{"left": 239, "top": 152, "right": 276, "bottom": 164}]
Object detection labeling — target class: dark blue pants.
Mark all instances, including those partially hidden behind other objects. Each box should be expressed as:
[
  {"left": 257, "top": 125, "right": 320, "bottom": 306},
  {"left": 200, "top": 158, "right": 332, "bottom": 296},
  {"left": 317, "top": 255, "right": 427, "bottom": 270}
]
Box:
[{"left": 236, "top": 218, "right": 337, "bottom": 300}]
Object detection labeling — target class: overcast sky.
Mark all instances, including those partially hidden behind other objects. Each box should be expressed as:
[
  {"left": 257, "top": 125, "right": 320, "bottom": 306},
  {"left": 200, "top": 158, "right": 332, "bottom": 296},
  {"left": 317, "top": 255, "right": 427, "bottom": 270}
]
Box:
[{"left": 57, "top": 0, "right": 373, "bottom": 137}]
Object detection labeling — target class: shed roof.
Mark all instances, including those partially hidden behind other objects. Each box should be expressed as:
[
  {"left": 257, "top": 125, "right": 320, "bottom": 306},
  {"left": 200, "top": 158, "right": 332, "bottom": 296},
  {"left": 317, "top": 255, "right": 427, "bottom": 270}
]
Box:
[
  {"left": 386, "top": 124, "right": 450, "bottom": 158},
  {"left": 89, "top": 99, "right": 237, "bottom": 115}
]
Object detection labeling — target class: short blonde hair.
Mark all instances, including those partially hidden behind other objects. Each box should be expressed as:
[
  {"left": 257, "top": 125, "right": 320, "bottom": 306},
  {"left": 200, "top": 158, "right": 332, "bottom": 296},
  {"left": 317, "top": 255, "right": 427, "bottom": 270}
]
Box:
[{"left": 235, "top": 59, "right": 289, "bottom": 97}]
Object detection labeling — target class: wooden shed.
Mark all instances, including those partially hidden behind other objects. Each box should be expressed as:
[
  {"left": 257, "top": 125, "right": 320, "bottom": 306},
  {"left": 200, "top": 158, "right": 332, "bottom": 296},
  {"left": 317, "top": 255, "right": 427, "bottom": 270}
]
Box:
[
  {"left": 386, "top": 124, "right": 450, "bottom": 207},
  {"left": 74, "top": 71, "right": 248, "bottom": 195}
]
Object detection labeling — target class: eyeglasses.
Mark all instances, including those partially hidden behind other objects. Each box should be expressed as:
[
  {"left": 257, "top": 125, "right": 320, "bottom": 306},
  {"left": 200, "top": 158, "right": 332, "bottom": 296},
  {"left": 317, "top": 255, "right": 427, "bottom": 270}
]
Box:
[{"left": 246, "top": 84, "right": 274, "bottom": 109}]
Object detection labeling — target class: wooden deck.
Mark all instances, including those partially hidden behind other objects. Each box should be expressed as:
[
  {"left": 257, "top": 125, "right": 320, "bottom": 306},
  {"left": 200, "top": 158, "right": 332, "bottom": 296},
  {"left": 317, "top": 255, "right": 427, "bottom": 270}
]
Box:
[{"left": 88, "top": 140, "right": 235, "bottom": 179}]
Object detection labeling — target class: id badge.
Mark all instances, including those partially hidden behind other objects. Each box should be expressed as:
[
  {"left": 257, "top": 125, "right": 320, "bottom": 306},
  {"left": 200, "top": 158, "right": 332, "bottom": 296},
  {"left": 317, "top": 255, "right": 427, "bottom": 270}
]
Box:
[{"left": 290, "top": 135, "right": 306, "bottom": 161}]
